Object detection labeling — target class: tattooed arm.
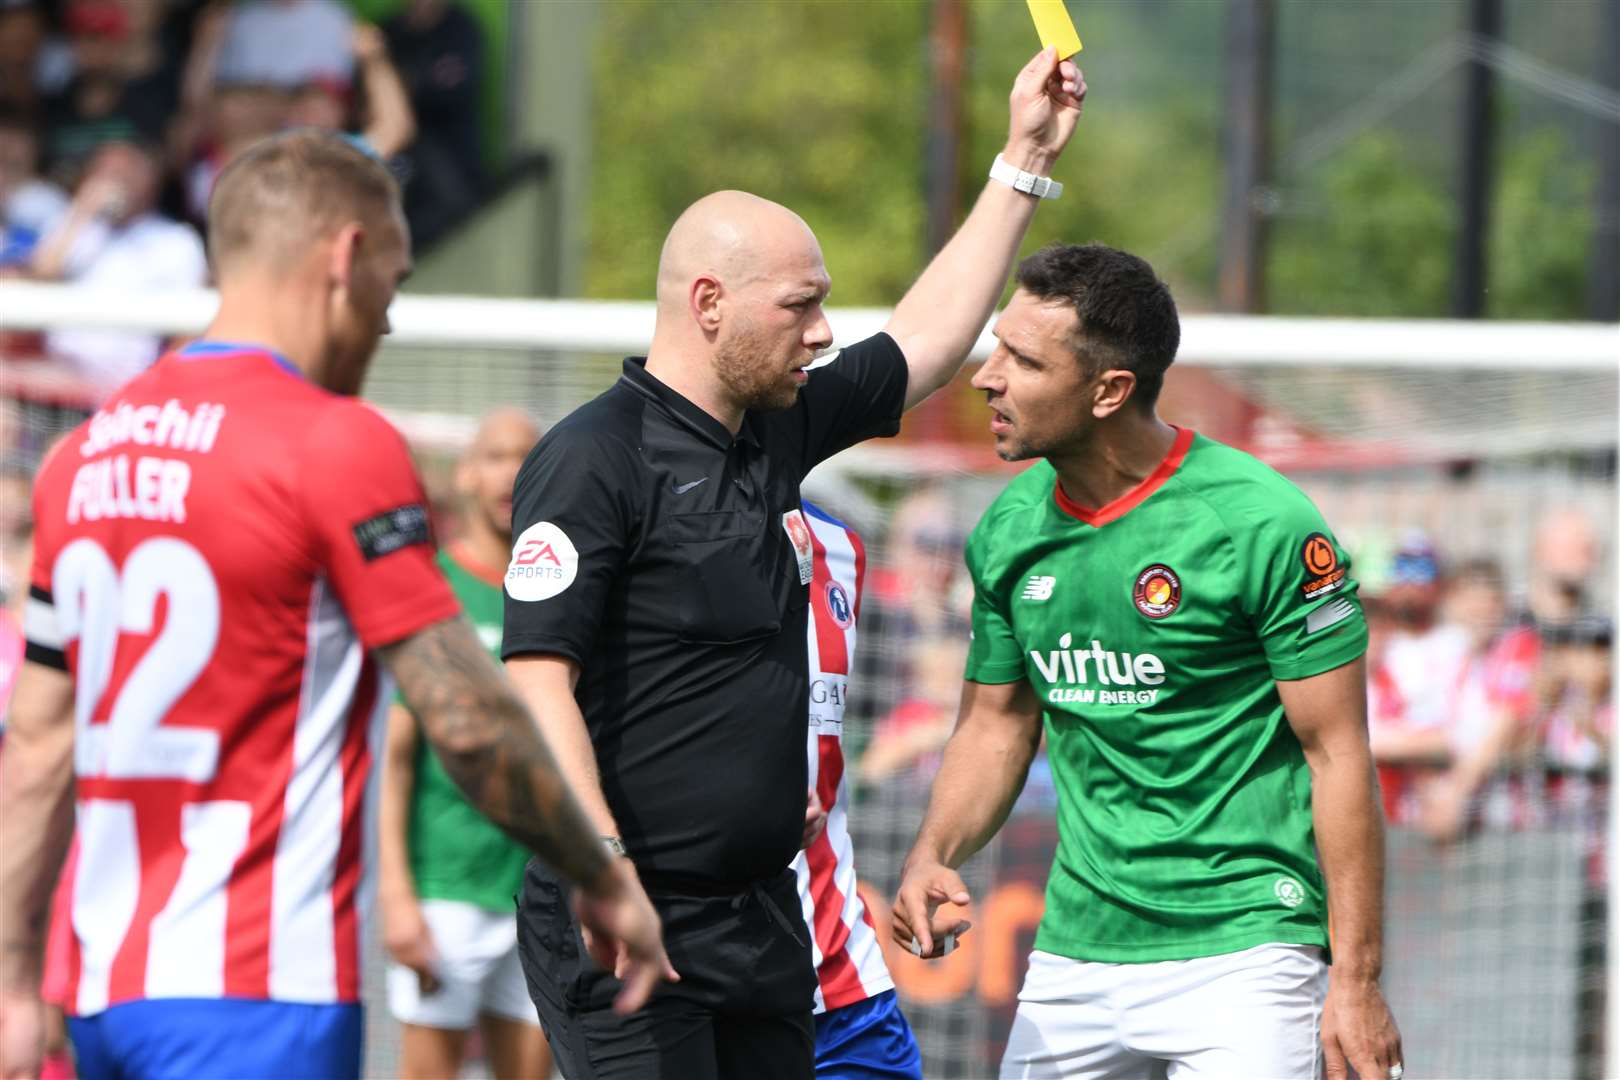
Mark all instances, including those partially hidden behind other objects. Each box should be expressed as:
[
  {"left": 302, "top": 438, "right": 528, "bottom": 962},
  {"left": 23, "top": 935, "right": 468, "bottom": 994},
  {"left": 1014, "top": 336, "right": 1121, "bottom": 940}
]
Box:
[
  {"left": 377, "top": 616, "right": 677, "bottom": 1012},
  {"left": 0, "top": 661, "right": 76, "bottom": 1079}
]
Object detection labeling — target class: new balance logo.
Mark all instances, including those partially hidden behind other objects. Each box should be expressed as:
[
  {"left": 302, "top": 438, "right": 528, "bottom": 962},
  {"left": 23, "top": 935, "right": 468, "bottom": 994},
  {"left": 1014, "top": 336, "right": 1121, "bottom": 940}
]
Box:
[
  {"left": 1021, "top": 575, "right": 1056, "bottom": 602},
  {"left": 1305, "top": 597, "right": 1356, "bottom": 635}
]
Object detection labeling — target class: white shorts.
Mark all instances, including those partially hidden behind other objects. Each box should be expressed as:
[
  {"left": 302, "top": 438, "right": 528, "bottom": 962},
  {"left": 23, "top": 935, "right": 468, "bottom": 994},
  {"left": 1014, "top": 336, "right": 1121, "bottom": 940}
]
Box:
[
  {"left": 386, "top": 899, "right": 539, "bottom": 1030},
  {"left": 1000, "top": 942, "right": 1328, "bottom": 1080}
]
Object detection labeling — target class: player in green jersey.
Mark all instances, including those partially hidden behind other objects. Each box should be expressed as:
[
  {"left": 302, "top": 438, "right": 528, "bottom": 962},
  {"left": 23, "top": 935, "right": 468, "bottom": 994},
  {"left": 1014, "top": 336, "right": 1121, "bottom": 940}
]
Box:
[
  {"left": 378, "top": 408, "right": 552, "bottom": 1080},
  {"left": 892, "top": 244, "right": 1402, "bottom": 1080}
]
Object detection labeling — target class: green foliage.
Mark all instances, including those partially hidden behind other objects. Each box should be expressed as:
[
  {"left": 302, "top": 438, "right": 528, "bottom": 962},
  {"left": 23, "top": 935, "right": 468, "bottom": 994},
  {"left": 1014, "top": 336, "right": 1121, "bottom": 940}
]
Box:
[
  {"left": 1489, "top": 131, "right": 1595, "bottom": 319},
  {"left": 1269, "top": 134, "right": 1454, "bottom": 316},
  {"left": 584, "top": 0, "right": 930, "bottom": 303},
  {"left": 1269, "top": 128, "right": 1597, "bottom": 318},
  {"left": 582, "top": 0, "right": 1599, "bottom": 319}
]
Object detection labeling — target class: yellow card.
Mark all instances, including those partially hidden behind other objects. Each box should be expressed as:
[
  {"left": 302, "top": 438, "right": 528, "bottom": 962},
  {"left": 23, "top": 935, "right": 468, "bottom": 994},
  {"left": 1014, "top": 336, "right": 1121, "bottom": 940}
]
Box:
[{"left": 1025, "top": 0, "right": 1082, "bottom": 59}]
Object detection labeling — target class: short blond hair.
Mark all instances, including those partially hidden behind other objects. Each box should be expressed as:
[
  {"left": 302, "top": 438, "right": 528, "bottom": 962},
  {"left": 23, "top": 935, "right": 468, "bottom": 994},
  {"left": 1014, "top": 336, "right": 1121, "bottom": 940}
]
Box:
[{"left": 207, "top": 130, "right": 401, "bottom": 275}]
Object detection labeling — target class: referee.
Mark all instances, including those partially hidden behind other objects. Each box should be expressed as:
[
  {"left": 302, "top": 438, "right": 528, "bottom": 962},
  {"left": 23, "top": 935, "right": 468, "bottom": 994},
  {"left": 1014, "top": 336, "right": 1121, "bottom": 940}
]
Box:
[{"left": 502, "top": 47, "right": 1085, "bottom": 1080}]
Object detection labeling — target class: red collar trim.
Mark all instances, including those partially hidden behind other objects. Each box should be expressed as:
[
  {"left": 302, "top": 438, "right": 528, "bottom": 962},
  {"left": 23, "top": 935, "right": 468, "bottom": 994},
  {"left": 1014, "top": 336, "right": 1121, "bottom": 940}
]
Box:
[
  {"left": 448, "top": 541, "right": 506, "bottom": 588},
  {"left": 1053, "top": 427, "right": 1195, "bottom": 527}
]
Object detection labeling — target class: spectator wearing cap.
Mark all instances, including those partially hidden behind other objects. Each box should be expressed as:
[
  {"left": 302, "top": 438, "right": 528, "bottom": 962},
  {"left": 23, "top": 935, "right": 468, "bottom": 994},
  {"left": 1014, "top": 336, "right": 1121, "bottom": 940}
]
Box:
[
  {"left": 1365, "top": 532, "right": 1472, "bottom": 824},
  {"left": 29, "top": 138, "right": 205, "bottom": 393}
]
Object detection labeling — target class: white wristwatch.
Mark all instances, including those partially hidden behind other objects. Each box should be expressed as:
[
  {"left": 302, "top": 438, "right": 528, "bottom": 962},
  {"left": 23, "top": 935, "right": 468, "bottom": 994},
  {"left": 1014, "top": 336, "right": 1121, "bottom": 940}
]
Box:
[{"left": 989, "top": 153, "right": 1063, "bottom": 200}]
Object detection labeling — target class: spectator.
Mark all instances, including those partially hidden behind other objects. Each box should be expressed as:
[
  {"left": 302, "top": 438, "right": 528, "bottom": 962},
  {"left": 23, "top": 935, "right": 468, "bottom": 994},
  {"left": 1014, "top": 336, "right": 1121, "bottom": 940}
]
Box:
[
  {"left": 172, "top": 2, "right": 286, "bottom": 225},
  {"left": 212, "top": 0, "right": 352, "bottom": 90},
  {"left": 29, "top": 139, "right": 206, "bottom": 393},
  {"left": 384, "top": 0, "right": 486, "bottom": 245},
  {"left": 1420, "top": 558, "right": 1540, "bottom": 840},
  {"left": 854, "top": 484, "right": 969, "bottom": 738},
  {"left": 0, "top": 106, "right": 66, "bottom": 268},
  {"left": 858, "top": 636, "right": 966, "bottom": 786},
  {"left": 40, "top": 0, "right": 181, "bottom": 190},
  {"left": 1541, "top": 617, "right": 1612, "bottom": 783},
  {"left": 0, "top": 0, "right": 46, "bottom": 113},
  {"left": 284, "top": 24, "right": 415, "bottom": 161},
  {"left": 1366, "top": 532, "right": 1471, "bottom": 824}
]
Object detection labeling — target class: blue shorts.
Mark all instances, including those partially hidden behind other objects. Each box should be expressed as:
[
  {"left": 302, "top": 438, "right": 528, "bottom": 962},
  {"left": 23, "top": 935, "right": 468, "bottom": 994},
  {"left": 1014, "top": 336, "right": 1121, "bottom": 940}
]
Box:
[
  {"left": 814, "top": 990, "right": 923, "bottom": 1080},
  {"left": 67, "top": 998, "right": 362, "bottom": 1080}
]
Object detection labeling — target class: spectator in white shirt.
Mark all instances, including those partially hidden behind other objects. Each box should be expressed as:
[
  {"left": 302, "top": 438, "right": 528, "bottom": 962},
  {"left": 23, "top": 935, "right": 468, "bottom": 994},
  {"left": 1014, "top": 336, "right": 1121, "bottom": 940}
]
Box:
[
  {"left": 214, "top": 0, "right": 353, "bottom": 91},
  {"left": 29, "top": 138, "right": 206, "bottom": 393}
]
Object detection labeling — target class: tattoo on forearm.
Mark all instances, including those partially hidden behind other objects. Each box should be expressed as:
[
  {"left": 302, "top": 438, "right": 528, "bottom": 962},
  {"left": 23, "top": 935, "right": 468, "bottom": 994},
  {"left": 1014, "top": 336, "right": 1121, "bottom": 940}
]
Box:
[{"left": 380, "top": 618, "right": 610, "bottom": 888}]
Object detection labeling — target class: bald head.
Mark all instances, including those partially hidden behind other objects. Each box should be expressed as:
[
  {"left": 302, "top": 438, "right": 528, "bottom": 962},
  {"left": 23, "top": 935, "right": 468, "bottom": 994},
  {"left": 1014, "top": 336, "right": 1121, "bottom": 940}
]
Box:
[
  {"left": 208, "top": 130, "right": 402, "bottom": 278},
  {"left": 655, "top": 191, "right": 823, "bottom": 312},
  {"left": 468, "top": 406, "right": 540, "bottom": 458},
  {"left": 460, "top": 406, "right": 539, "bottom": 542}
]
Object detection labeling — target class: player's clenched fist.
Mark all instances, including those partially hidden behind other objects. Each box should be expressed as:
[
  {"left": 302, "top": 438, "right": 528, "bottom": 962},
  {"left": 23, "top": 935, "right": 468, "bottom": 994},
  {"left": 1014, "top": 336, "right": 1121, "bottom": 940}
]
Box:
[
  {"left": 573, "top": 858, "right": 679, "bottom": 1015},
  {"left": 891, "top": 859, "right": 974, "bottom": 960},
  {"left": 1006, "top": 46, "right": 1086, "bottom": 168},
  {"left": 0, "top": 988, "right": 44, "bottom": 1080}
]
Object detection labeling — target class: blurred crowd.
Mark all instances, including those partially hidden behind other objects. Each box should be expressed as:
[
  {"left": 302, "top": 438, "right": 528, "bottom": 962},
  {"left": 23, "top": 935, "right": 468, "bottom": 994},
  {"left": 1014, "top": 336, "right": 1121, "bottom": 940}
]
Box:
[
  {"left": 1, "top": 0, "right": 490, "bottom": 396},
  {"left": 853, "top": 487, "right": 1612, "bottom": 845}
]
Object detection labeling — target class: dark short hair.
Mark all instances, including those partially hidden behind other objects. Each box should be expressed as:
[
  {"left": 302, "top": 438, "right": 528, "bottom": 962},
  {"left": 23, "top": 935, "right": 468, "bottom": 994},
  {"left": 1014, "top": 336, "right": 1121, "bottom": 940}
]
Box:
[{"left": 1015, "top": 243, "right": 1181, "bottom": 408}]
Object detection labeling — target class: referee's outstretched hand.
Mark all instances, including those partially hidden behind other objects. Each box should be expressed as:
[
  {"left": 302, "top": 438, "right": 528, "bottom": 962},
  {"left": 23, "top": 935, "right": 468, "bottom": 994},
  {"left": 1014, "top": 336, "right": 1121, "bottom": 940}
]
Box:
[
  {"left": 891, "top": 858, "right": 974, "bottom": 961},
  {"left": 1006, "top": 45, "right": 1086, "bottom": 163},
  {"left": 573, "top": 859, "right": 679, "bottom": 1014}
]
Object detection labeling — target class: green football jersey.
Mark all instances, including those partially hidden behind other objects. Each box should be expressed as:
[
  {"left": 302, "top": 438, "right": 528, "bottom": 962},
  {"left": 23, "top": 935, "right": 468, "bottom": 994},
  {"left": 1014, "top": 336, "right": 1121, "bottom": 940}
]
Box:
[
  {"left": 405, "top": 547, "right": 531, "bottom": 913},
  {"left": 965, "top": 428, "right": 1366, "bottom": 963}
]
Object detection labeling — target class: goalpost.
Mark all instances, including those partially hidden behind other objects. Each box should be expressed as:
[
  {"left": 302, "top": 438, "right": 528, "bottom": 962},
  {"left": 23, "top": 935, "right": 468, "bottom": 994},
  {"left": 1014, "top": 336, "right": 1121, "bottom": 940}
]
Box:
[{"left": 3, "top": 281, "right": 1616, "bottom": 1078}]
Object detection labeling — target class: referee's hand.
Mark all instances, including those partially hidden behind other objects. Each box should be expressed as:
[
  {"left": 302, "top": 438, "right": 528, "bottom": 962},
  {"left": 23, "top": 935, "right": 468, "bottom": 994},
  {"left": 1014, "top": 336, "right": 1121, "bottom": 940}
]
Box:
[
  {"left": 573, "top": 859, "right": 679, "bottom": 1014},
  {"left": 891, "top": 858, "right": 974, "bottom": 960}
]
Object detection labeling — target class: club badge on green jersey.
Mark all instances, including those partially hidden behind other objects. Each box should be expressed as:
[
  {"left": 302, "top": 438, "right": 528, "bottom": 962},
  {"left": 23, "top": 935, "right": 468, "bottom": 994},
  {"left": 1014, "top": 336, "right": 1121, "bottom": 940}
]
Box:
[{"left": 1132, "top": 564, "right": 1181, "bottom": 619}]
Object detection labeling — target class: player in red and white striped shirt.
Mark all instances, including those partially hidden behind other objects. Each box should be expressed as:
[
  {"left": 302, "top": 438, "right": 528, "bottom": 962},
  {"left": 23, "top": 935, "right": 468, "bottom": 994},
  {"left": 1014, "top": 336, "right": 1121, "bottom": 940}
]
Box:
[
  {"left": 0, "top": 130, "right": 668, "bottom": 1080},
  {"left": 795, "top": 501, "right": 922, "bottom": 1078}
]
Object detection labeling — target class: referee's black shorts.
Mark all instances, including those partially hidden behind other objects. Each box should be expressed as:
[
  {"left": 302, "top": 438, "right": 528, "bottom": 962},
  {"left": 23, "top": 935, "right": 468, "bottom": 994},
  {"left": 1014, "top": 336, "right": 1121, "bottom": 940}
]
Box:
[{"left": 517, "top": 859, "right": 816, "bottom": 1080}]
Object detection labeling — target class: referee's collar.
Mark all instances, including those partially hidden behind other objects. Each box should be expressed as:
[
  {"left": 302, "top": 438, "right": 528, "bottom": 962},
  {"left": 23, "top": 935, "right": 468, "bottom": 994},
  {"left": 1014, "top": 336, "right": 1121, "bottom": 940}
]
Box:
[{"left": 621, "top": 358, "right": 762, "bottom": 450}]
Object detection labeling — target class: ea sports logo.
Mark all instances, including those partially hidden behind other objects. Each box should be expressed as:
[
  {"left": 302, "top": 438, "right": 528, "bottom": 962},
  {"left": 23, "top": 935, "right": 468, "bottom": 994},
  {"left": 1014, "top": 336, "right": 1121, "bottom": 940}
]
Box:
[
  {"left": 824, "top": 581, "right": 853, "bottom": 629},
  {"left": 1133, "top": 564, "right": 1181, "bottom": 619},
  {"left": 514, "top": 539, "right": 563, "bottom": 567},
  {"left": 505, "top": 521, "right": 578, "bottom": 602}
]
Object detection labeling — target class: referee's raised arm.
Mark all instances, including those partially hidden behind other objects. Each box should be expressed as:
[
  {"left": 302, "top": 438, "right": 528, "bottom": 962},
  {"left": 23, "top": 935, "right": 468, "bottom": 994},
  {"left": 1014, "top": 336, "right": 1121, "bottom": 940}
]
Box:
[{"left": 885, "top": 46, "right": 1085, "bottom": 410}]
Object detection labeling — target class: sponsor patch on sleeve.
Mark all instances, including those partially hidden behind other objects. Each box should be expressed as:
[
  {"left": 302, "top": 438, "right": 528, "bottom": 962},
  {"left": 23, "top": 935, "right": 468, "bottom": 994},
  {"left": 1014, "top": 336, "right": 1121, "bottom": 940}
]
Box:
[
  {"left": 505, "top": 521, "right": 579, "bottom": 601},
  {"left": 1299, "top": 531, "right": 1347, "bottom": 600},
  {"left": 352, "top": 503, "right": 432, "bottom": 562}
]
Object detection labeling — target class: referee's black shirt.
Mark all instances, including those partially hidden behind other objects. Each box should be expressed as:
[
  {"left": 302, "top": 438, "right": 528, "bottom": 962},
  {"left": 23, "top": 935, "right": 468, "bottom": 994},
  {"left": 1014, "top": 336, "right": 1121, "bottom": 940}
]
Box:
[{"left": 502, "top": 333, "right": 908, "bottom": 894}]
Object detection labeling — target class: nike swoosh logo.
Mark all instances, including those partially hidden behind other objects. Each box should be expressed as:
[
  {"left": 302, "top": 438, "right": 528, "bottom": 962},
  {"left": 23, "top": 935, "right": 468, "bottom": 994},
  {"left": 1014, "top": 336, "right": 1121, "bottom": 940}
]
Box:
[{"left": 672, "top": 477, "right": 708, "bottom": 495}]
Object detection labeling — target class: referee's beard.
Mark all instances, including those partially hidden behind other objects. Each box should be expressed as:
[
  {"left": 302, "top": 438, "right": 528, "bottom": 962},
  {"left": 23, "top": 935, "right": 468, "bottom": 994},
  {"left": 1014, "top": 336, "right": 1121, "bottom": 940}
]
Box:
[{"left": 714, "top": 321, "right": 806, "bottom": 413}]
